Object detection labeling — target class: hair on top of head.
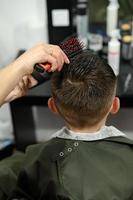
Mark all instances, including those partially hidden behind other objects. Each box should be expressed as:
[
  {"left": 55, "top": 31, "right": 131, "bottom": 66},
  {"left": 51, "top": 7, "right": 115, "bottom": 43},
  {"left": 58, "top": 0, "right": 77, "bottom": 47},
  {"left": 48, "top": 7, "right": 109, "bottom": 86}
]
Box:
[{"left": 51, "top": 50, "right": 117, "bottom": 128}]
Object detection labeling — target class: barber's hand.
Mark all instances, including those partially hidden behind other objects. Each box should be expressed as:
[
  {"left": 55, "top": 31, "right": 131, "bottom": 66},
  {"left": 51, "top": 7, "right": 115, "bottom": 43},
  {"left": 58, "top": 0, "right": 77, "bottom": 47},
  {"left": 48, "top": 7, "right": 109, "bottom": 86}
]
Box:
[
  {"left": 15, "top": 43, "right": 70, "bottom": 75},
  {"left": 4, "top": 75, "right": 37, "bottom": 103},
  {"left": 4, "top": 43, "right": 70, "bottom": 103}
]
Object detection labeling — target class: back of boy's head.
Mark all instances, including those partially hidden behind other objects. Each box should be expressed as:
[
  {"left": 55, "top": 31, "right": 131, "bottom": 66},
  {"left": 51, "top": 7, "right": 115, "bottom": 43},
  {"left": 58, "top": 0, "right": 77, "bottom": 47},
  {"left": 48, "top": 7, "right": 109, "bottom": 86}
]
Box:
[{"left": 51, "top": 50, "right": 117, "bottom": 128}]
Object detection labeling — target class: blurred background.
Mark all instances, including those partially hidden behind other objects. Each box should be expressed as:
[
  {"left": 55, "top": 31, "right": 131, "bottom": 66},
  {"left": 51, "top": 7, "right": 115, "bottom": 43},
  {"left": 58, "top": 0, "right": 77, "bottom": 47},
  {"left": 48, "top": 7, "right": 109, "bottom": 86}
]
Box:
[{"left": 0, "top": 0, "right": 133, "bottom": 153}]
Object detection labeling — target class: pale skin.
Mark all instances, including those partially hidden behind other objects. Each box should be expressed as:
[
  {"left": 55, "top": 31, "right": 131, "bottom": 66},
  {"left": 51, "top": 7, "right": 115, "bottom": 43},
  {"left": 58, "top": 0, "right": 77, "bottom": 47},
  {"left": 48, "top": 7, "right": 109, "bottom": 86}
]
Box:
[
  {"left": 0, "top": 43, "right": 70, "bottom": 106},
  {"left": 48, "top": 96, "right": 120, "bottom": 133}
]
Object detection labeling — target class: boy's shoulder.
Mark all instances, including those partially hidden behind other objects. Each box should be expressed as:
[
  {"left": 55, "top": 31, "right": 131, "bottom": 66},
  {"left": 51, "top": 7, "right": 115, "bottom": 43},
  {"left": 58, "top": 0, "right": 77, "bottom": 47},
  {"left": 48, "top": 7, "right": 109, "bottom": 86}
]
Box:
[
  {"left": 24, "top": 137, "right": 68, "bottom": 165},
  {"left": 104, "top": 136, "right": 133, "bottom": 146},
  {"left": 24, "top": 136, "right": 133, "bottom": 165}
]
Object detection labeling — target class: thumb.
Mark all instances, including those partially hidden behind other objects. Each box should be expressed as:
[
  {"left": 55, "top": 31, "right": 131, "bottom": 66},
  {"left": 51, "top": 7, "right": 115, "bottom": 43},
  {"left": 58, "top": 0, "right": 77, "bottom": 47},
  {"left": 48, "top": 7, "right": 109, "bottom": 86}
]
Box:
[{"left": 27, "top": 75, "right": 38, "bottom": 88}]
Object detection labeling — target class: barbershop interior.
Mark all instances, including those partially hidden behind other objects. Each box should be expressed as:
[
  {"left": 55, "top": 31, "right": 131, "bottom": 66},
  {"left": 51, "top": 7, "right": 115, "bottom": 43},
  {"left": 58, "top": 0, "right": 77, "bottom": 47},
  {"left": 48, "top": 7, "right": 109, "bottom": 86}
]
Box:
[
  {"left": 0, "top": 0, "right": 133, "bottom": 155},
  {"left": 0, "top": 0, "right": 133, "bottom": 198}
]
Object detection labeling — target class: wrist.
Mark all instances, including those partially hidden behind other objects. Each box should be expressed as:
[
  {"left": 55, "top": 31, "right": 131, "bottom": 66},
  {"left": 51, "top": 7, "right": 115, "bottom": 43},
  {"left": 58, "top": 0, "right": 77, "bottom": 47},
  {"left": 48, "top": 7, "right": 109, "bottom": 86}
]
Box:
[
  {"left": 9, "top": 59, "right": 27, "bottom": 78},
  {"left": 13, "top": 56, "right": 33, "bottom": 76}
]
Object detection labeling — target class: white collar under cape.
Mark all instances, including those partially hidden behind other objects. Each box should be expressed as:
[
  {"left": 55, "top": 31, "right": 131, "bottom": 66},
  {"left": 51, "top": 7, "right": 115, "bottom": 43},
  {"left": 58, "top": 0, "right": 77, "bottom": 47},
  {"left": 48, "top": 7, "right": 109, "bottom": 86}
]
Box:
[{"left": 51, "top": 126, "right": 125, "bottom": 141}]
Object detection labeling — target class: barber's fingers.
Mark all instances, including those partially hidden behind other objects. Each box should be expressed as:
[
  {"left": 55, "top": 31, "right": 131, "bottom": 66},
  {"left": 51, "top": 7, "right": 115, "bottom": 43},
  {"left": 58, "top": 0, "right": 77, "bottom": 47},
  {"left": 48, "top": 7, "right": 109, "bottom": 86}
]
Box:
[
  {"left": 48, "top": 45, "right": 70, "bottom": 71},
  {"left": 22, "top": 75, "right": 37, "bottom": 89},
  {"left": 46, "top": 44, "right": 70, "bottom": 64},
  {"left": 58, "top": 49, "right": 68, "bottom": 71},
  {"left": 50, "top": 52, "right": 64, "bottom": 72},
  {"left": 4, "top": 80, "right": 26, "bottom": 103},
  {"left": 25, "top": 75, "right": 38, "bottom": 88},
  {"left": 61, "top": 48, "right": 70, "bottom": 63},
  {"left": 22, "top": 76, "right": 28, "bottom": 87},
  {"left": 16, "top": 43, "right": 70, "bottom": 75},
  {"left": 4, "top": 76, "right": 33, "bottom": 103},
  {"left": 18, "top": 79, "right": 28, "bottom": 96},
  {"left": 43, "top": 54, "right": 60, "bottom": 72},
  {"left": 35, "top": 44, "right": 70, "bottom": 71}
]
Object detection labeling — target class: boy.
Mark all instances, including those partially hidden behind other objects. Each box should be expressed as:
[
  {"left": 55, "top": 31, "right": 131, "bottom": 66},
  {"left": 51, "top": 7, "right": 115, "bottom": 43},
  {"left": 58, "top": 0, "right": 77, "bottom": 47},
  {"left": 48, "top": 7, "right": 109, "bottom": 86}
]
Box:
[{"left": 9, "top": 50, "right": 133, "bottom": 200}]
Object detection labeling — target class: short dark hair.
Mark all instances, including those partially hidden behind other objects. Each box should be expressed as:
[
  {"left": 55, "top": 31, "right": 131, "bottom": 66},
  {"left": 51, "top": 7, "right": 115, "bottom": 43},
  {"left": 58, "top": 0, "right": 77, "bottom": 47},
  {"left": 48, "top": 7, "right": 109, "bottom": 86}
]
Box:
[{"left": 51, "top": 50, "right": 117, "bottom": 128}]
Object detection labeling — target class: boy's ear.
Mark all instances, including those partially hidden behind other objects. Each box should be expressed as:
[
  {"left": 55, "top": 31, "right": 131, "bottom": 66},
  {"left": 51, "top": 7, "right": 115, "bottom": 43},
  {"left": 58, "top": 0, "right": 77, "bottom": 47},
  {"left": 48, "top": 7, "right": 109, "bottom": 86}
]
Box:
[
  {"left": 48, "top": 97, "right": 59, "bottom": 114},
  {"left": 110, "top": 97, "right": 120, "bottom": 114}
]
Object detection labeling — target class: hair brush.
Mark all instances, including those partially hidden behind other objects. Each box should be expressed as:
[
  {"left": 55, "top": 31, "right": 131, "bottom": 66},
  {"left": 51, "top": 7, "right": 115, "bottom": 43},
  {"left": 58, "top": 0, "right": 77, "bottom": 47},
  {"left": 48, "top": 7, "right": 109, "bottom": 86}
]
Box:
[{"left": 31, "top": 36, "right": 84, "bottom": 85}]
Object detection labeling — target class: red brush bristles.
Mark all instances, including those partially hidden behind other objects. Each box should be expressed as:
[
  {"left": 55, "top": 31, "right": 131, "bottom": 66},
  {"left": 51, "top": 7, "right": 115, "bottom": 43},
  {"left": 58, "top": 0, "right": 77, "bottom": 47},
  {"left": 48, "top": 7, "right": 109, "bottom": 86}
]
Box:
[
  {"left": 33, "top": 35, "right": 85, "bottom": 81},
  {"left": 60, "top": 35, "right": 85, "bottom": 59}
]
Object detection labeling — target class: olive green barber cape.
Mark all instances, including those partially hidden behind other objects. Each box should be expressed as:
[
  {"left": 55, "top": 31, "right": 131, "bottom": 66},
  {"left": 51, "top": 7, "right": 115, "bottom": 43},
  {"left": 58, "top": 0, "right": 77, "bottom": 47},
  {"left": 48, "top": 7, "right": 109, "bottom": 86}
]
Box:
[
  {"left": 9, "top": 136, "right": 133, "bottom": 200},
  {"left": 0, "top": 151, "right": 24, "bottom": 200}
]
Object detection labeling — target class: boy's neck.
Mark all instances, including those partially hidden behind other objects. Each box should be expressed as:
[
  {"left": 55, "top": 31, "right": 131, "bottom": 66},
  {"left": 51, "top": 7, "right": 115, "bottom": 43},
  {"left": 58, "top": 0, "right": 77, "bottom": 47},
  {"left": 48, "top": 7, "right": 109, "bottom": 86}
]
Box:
[{"left": 66, "top": 119, "right": 106, "bottom": 134}]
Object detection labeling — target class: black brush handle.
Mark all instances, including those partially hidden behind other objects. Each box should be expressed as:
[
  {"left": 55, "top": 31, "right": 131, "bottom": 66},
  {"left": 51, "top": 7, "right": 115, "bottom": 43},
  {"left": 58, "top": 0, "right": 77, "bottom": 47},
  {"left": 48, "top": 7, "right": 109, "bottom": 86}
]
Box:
[
  {"left": 31, "top": 64, "right": 52, "bottom": 86},
  {"left": 34, "top": 64, "right": 45, "bottom": 73}
]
